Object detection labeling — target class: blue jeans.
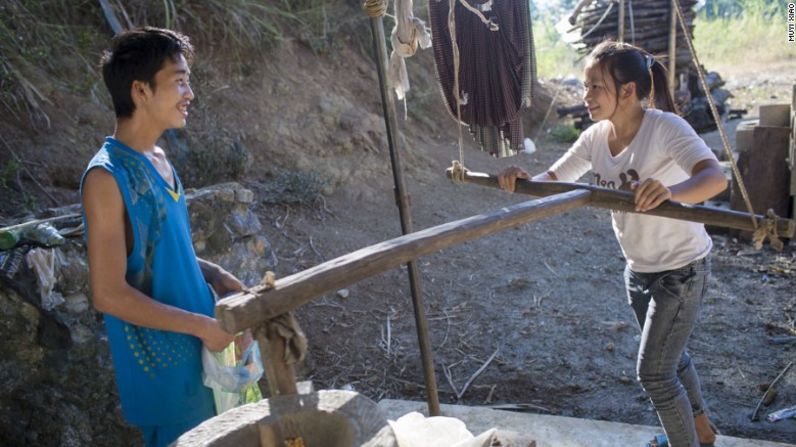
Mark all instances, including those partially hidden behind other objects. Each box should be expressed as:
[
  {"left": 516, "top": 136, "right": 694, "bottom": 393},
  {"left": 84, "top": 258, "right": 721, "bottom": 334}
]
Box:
[{"left": 624, "top": 257, "right": 711, "bottom": 447}]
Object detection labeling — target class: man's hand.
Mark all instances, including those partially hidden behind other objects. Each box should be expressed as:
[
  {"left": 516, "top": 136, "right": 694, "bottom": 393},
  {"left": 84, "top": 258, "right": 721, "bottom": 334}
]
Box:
[
  {"left": 198, "top": 258, "right": 244, "bottom": 298},
  {"left": 631, "top": 178, "right": 672, "bottom": 212},
  {"left": 197, "top": 316, "right": 235, "bottom": 352},
  {"left": 210, "top": 268, "right": 244, "bottom": 297},
  {"left": 234, "top": 330, "right": 254, "bottom": 361},
  {"left": 497, "top": 165, "right": 530, "bottom": 193}
]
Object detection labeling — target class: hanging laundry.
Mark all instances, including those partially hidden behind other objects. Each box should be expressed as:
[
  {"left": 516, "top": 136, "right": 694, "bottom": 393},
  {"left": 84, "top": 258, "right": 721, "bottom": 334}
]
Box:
[{"left": 429, "top": 0, "right": 537, "bottom": 158}]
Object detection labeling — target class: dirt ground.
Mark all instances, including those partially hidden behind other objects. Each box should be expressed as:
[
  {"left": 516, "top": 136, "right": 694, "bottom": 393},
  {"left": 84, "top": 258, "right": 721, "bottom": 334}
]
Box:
[
  {"left": 249, "top": 72, "right": 796, "bottom": 444},
  {"left": 1, "top": 13, "right": 793, "bottom": 443}
]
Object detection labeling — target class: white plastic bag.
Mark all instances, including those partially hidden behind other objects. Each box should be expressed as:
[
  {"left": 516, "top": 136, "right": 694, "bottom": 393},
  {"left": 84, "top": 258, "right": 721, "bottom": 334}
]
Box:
[
  {"left": 389, "top": 411, "right": 496, "bottom": 447},
  {"left": 26, "top": 248, "right": 64, "bottom": 311},
  {"left": 202, "top": 338, "right": 264, "bottom": 413}
]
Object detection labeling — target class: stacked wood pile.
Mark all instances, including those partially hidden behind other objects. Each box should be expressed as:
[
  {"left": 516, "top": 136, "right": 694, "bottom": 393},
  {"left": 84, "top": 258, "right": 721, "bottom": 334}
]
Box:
[
  {"left": 565, "top": 0, "right": 699, "bottom": 81},
  {"left": 557, "top": 0, "right": 738, "bottom": 133}
]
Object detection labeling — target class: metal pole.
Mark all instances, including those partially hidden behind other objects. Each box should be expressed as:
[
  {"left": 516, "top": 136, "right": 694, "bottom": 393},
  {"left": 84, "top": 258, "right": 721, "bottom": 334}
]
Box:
[
  {"left": 618, "top": 0, "right": 625, "bottom": 42},
  {"left": 367, "top": 15, "right": 441, "bottom": 416}
]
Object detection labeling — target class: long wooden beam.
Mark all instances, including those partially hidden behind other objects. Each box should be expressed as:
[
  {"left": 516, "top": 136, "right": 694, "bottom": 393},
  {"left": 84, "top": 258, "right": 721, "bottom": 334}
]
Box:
[
  {"left": 215, "top": 190, "right": 592, "bottom": 333},
  {"left": 446, "top": 169, "right": 796, "bottom": 238}
]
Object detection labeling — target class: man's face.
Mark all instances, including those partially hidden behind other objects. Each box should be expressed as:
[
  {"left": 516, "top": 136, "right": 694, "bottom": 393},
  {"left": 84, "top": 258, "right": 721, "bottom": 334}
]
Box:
[{"left": 136, "top": 54, "right": 193, "bottom": 130}]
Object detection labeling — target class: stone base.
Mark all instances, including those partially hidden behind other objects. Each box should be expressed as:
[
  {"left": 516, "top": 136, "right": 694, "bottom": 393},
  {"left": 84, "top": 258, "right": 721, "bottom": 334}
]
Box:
[{"left": 173, "top": 391, "right": 397, "bottom": 447}]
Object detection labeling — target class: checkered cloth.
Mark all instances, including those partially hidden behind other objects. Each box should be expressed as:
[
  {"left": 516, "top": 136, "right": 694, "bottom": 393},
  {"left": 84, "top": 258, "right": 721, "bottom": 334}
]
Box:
[{"left": 429, "top": 0, "right": 536, "bottom": 157}]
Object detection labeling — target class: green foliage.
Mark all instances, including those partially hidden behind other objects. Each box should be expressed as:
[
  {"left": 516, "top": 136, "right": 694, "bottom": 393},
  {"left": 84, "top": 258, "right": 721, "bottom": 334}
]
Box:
[
  {"left": 700, "top": 0, "right": 788, "bottom": 19},
  {"left": 532, "top": 10, "right": 582, "bottom": 79},
  {"left": 0, "top": 1, "right": 105, "bottom": 128},
  {"left": 0, "top": 159, "right": 21, "bottom": 189},
  {"left": 550, "top": 123, "right": 580, "bottom": 143},
  {"left": 694, "top": 0, "right": 796, "bottom": 69}
]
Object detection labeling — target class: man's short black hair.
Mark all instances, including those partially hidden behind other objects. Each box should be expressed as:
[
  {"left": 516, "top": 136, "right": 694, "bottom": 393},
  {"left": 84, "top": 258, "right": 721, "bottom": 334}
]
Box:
[{"left": 100, "top": 27, "right": 194, "bottom": 118}]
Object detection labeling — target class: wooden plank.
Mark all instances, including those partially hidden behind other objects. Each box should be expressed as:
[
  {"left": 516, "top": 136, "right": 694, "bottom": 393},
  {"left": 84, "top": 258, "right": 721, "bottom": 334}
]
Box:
[
  {"left": 449, "top": 170, "right": 795, "bottom": 238},
  {"left": 215, "top": 190, "right": 592, "bottom": 333},
  {"left": 731, "top": 126, "right": 791, "bottom": 220},
  {"left": 791, "top": 85, "right": 796, "bottom": 199}
]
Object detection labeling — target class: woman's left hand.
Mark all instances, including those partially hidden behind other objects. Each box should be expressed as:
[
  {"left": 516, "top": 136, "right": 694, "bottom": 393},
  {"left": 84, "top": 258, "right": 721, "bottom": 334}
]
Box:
[{"left": 631, "top": 178, "right": 672, "bottom": 212}]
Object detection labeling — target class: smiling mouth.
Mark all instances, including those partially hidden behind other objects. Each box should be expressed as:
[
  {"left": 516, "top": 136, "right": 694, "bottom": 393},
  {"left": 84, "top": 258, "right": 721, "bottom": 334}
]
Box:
[{"left": 178, "top": 103, "right": 189, "bottom": 116}]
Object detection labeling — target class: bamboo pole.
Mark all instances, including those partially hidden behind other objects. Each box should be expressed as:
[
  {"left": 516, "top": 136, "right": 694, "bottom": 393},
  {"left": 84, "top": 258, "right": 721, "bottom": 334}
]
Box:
[
  {"left": 215, "top": 190, "right": 592, "bottom": 333},
  {"left": 445, "top": 170, "right": 795, "bottom": 238},
  {"left": 366, "top": 10, "right": 440, "bottom": 416},
  {"left": 668, "top": 0, "right": 677, "bottom": 98}
]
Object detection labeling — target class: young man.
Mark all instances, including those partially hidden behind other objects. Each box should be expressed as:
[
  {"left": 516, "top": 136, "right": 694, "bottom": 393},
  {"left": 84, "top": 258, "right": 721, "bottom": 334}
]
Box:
[{"left": 81, "top": 27, "right": 242, "bottom": 447}]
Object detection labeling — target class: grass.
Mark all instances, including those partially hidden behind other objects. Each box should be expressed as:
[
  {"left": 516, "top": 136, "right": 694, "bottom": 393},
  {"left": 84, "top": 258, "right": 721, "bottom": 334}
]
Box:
[
  {"left": 532, "top": 11, "right": 583, "bottom": 80},
  {"left": 693, "top": 1, "right": 796, "bottom": 72},
  {"left": 0, "top": 1, "right": 104, "bottom": 128},
  {"left": 529, "top": 1, "right": 793, "bottom": 80}
]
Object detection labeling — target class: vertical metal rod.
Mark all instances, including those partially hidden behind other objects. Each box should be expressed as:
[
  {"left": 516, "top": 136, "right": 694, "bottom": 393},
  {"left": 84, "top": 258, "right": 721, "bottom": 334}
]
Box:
[
  {"left": 367, "top": 16, "right": 441, "bottom": 416},
  {"left": 618, "top": 0, "right": 625, "bottom": 42},
  {"left": 668, "top": 0, "right": 678, "bottom": 99}
]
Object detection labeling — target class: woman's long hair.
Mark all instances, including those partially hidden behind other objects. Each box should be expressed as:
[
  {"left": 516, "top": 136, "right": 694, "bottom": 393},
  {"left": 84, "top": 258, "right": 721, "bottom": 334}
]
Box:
[{"left": 586, "top": 40, "right": 677, "bottom": 114}]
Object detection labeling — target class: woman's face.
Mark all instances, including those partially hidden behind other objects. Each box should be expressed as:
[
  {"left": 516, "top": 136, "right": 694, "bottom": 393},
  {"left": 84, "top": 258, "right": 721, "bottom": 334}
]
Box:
[{"left": 582, "top": 63, "right": 618, "bottom": 121}]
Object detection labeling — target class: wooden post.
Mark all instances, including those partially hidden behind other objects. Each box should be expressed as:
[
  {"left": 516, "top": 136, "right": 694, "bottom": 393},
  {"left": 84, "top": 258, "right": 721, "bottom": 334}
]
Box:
[
  {"left": 367, "top": 10, "right": 440, "bottom": 416},
  {"left": 216, "top": 190, "right": 592, "bottom": 333},
  {"left": 791, "top": 84, "right": 796, "bottom": 218},
  {"left": 254, "top": 323, "right": 298, "bottom": 397},
  {"left": 668, "top": 0, "right": 677, "bottom": 98}
]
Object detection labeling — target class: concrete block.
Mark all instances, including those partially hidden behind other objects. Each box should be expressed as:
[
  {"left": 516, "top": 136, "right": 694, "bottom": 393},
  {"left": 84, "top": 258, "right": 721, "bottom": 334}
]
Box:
[
  {"left": 735, "top": 119, "right": 758, "bottom": 153},
  {"left": 759, "top": 104, "right": 791, "bottom": 127},
  {"left": 379, "top": 399, "right": 796, "bottom": 447}
]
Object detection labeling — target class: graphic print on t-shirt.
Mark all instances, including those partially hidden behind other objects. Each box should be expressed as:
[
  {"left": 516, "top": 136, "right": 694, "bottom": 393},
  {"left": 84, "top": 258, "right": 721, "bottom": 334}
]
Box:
[{"left": 594, "top": 168, "right": 639, "bottom": 190}]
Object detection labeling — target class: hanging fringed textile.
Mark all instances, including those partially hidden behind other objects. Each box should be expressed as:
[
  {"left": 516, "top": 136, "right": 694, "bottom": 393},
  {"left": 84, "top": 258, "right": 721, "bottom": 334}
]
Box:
[{"left": 429, "top": 0, "right": 536, "bottom": 158}]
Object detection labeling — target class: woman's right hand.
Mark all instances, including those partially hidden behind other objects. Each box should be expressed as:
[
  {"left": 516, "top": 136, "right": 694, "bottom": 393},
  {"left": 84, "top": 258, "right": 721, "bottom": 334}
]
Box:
[{"left": 497, "top": 165, "right": 530, "bottom": 193}]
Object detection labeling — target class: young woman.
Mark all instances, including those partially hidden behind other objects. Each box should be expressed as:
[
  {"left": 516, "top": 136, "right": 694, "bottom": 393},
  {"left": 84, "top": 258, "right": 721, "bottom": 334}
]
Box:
[{"left": 498, "top": 41, "right": 726, "bottom": 447}]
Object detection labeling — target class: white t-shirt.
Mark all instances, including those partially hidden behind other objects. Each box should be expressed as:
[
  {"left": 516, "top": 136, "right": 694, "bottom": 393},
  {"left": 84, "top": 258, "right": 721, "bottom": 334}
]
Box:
[{"left": 549, "top": 109, "right": 717, "bottom": 273}]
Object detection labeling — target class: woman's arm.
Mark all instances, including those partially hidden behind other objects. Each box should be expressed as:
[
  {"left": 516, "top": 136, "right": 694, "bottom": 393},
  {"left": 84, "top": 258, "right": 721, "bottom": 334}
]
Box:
[{"left": 633, "top": 159, "right": 727, "bottom": 212}]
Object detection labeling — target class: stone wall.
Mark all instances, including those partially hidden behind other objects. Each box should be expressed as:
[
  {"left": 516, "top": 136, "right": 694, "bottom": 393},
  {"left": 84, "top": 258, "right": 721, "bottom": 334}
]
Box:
[{"left": 0, "top": 183, "right": 273, "bottom": 446}]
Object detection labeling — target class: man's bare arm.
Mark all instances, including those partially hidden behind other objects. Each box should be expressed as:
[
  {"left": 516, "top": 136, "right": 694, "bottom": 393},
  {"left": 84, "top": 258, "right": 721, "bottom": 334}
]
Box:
[{"left": 82, "top": 169, "right": 233, "bottom": 351}]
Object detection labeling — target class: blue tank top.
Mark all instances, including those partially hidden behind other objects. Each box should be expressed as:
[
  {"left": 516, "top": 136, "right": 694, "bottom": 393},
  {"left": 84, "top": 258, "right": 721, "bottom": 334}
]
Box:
[{"left": 80, "top": 137, "right": 215, "bottom": 426}]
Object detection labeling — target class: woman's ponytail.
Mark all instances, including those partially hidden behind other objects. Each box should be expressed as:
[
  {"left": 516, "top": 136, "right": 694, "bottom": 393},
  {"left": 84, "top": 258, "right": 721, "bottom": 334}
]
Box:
[{"left": 649, "top": 59, "right": 677, "bottom": 114}]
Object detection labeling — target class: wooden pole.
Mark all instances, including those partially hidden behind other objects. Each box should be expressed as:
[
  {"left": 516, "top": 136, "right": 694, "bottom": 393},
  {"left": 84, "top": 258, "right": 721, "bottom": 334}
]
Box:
[
  {"left": 215, "top": 190, "right": 592, "bottom": 333},
  {"left": 446, "top": 170, "right": 796, "bottom": 238},
  {"left": 668, "top": 0, "right": 677, "bottom": 98},
  {"left": 367, "top": 12, "right": 440, "bottom": 416},
  {"left": 254, "top": 323, "right": 298, "bottom": 397}
]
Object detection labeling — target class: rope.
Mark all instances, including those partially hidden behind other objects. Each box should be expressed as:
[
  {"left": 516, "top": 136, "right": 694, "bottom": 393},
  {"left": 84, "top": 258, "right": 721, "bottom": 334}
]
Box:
[
  {"left": 448, "top": 0, "right": 466, "bottom": 178},
  {"left": 753, "top": 209, "right": 784, "bottom": 251},
  {"left": 457, "top": 0, "right": 499, "bottom": 31},
  {"left": 363, "top": 0, "right": 388, "bottom": 18},
  {"left": 670, "top": 0, "right": 780, "bottom": 247},
  {"left": 450, "top": 160, "right": 467, "bottom": 183}
]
